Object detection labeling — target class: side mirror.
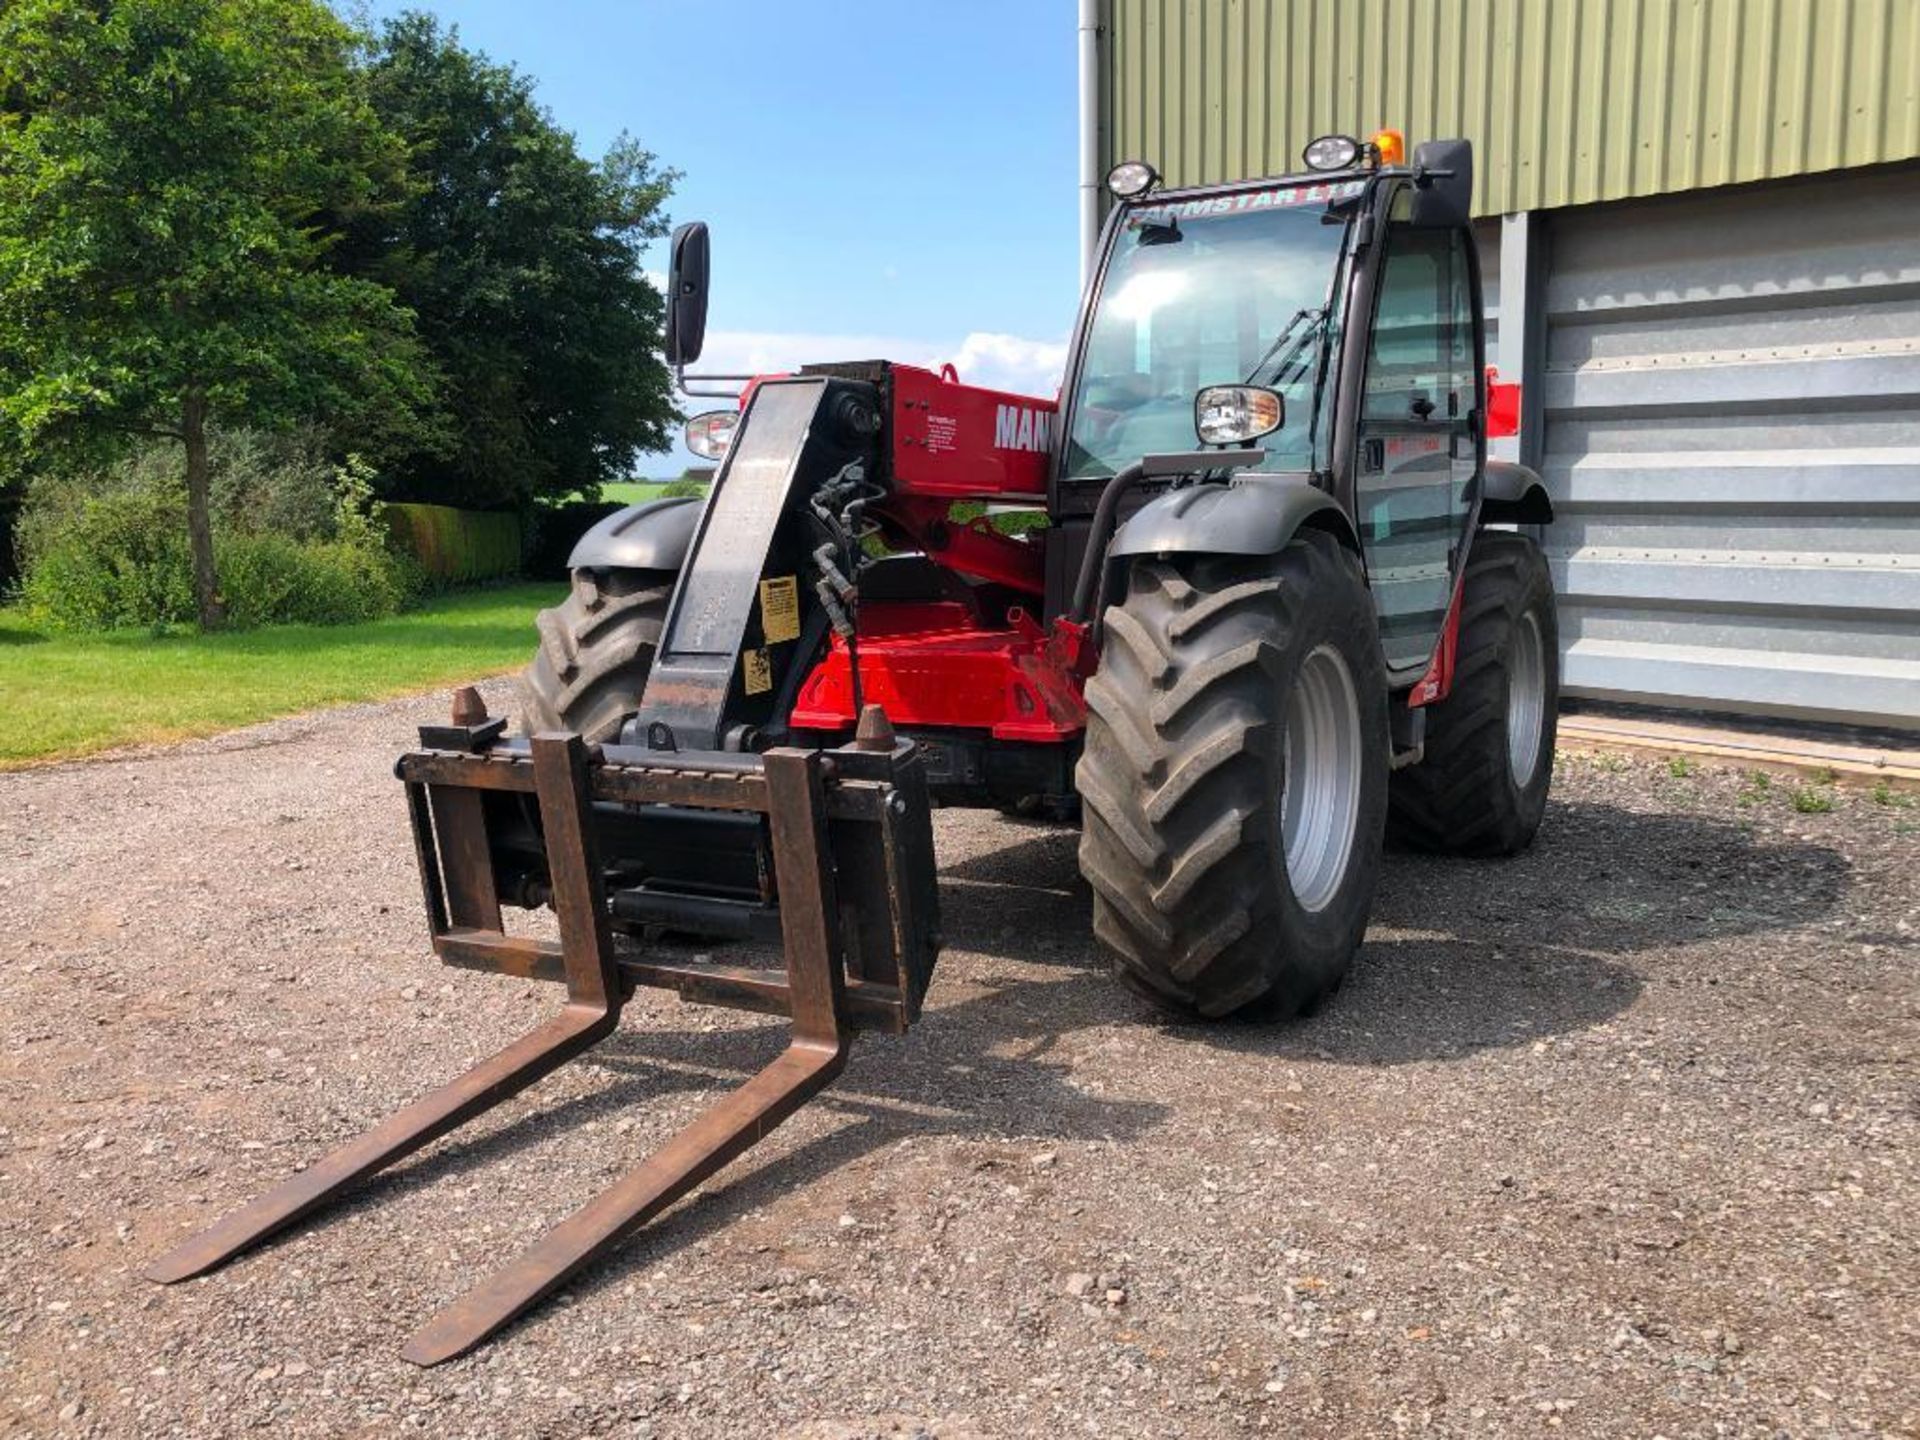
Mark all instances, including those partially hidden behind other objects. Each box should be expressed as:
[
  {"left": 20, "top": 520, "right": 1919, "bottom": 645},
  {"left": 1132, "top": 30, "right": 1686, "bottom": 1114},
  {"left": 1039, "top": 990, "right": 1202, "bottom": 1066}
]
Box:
[
  {"left": 663, "top": 221, "right": 710, "bottom": 367},
  {"left": 1409, "top": 139, "right": 1472, "bottom": 229},
  {"left": 1194, "top": 385, "right": 1283, "bottom": 446}
]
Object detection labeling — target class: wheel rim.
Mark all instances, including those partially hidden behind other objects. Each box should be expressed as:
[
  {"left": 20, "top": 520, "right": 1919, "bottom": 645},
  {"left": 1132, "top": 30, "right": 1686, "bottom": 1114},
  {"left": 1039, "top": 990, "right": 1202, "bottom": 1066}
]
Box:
[
  {"left": 1507, "top": 610, "right": 1546, "bottom": 786},
  {"left": 1281, "top": 644, "right": 1363, "bottom": 914}
]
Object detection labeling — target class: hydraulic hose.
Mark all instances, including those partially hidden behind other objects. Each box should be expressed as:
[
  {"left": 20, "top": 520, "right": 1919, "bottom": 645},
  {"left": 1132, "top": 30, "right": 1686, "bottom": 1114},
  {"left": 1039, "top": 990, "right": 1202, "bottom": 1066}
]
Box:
[
  {"left": 1068, "top": 460, "right": 1147, "bottom": 624},
  {"left": 1067, "top": 448, "right": 1268, "bottom": 625}
]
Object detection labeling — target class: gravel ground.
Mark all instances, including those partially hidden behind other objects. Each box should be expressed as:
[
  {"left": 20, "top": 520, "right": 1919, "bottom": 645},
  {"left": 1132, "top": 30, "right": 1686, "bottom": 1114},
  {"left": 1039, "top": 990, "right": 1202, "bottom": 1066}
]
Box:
[{"left": 1, "top": 681, "right": 1915, "bottom": 1438}]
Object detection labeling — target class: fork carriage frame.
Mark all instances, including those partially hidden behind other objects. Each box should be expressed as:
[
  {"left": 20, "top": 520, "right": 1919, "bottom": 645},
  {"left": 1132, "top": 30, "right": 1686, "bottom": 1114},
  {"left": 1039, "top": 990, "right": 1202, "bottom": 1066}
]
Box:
[{"left": 146, "top": 702, "right": 940, "bottom": 1365}]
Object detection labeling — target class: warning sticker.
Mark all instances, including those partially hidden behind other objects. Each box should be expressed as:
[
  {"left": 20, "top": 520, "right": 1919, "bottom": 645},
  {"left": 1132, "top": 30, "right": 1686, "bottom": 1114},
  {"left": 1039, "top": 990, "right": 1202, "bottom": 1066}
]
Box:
[
  {"left": 758, "top": 575, "right": 802, "bottom": 644},
  {"left": 742, "top": 647, "right": 773, "bottom": 696}
]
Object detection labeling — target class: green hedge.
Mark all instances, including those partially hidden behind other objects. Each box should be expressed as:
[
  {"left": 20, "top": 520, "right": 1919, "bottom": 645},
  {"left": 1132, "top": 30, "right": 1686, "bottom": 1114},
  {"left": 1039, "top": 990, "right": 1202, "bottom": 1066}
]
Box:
[
  {"left": 383, "top": 503, "right": 522, "bottom": 583},
  {"left": 18, "top": 487, "right": 195, "bottom": 628},
  {"left": 16, "top": 488, "right": 423, "bottom": 631},
  {"left": 218, "top": 534, "right": 417, "bottom": 627}
]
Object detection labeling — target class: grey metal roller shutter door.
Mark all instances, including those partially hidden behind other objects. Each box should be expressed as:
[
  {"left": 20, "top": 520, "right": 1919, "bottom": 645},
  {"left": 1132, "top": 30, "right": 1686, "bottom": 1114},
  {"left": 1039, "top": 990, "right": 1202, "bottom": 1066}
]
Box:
[{"left": 1539, "top": 165, "right": 1920, "bottom": 733}]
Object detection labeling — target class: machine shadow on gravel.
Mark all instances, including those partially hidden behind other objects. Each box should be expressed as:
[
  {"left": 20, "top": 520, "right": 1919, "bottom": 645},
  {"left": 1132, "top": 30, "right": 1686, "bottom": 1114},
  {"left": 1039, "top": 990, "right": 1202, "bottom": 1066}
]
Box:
[
  {"left": 934, "top": 824, "right": 1092, "bottom": 969},
  {"left": 302, "top": 821, "right": 1125, "bottom": 1326},
  {"left": 1373, "top": 796, "right": 1853, "bottom": 953},
  {"left": 343, "top": 965, "right": 1164, "bottom": 1328},
  {"left": 932, "top": 797, "right": 1853, "bottom": 1065},
  {"left": 311, "top": 794, "right": 1852, "bottom": 1338}
]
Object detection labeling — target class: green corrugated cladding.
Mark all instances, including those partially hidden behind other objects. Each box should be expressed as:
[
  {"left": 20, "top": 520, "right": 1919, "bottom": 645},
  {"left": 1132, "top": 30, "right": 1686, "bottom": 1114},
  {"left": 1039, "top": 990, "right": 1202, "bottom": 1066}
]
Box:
[{"left": 1099, "top": 0, "right": 1920, "bottom": 216}]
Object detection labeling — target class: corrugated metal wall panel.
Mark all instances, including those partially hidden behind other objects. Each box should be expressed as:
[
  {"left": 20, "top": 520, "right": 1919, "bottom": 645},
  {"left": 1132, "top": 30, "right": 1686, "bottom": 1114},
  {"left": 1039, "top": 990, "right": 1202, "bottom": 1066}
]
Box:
[
  {"left": 1099, "top": 0, "right": 1920, "bottom": 216},
  {"left": 1541, "top": 165, "right": 1920, "bottom": 730}
]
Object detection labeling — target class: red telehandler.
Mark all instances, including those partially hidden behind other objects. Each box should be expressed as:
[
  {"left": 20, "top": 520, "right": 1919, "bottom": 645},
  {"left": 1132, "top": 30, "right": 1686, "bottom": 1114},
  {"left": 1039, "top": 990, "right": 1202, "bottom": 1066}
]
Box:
[{"left": 149, "top": 132, "right": 1557, "bottom": 1362}]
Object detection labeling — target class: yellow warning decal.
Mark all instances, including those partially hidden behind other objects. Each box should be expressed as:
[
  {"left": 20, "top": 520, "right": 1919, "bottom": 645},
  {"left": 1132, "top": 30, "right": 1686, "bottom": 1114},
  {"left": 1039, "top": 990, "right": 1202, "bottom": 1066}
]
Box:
[
  {"left": 758, "top": 575, "right": 802, "bottom": 644},
  {"left": 742, "top": 647, "right": 774, "bottom": 695}
]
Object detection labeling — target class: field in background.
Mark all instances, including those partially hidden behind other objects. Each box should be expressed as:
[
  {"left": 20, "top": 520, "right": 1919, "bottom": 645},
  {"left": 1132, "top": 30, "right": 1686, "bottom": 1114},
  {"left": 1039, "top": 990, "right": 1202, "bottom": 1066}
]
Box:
[
  {"left": 600, "top": 480, "right": 676, "bottom": 504},
  {"left": 0, "top": 583, "right": 564, "bottom": 767}
]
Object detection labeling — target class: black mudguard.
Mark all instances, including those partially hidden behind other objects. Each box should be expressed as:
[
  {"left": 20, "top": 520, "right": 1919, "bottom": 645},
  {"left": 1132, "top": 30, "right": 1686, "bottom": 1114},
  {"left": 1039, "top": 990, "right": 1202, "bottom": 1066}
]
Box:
[
  {"left": 1480, "top": 460, "right": 1554, "bottom": 525},
  {"left": 1107, "top": 475, "right": 1361, "bottom": 560},
  {"left": 568, "top": 497, "right": 702, "bottom": 572}
]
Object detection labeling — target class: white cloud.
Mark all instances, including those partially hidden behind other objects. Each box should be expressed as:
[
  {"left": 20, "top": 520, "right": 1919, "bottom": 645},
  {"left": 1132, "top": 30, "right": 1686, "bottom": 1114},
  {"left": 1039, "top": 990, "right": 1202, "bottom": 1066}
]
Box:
[{"left": 945, "top": 331, "right": 1069, "bottom": 399}]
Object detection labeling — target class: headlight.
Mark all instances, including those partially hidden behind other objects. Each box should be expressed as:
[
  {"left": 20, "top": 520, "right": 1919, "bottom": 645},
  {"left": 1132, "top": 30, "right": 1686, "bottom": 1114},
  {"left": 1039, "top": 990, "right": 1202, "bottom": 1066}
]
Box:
[
  {"left": 684, "top": 409, "right": 737, "bottom": 461},
  {"left": 1301, "top": 134, "right": 1361, "bottom": 172},
  {"left": 1195, "top": 385, "right": 1284, "bottom": 446}
]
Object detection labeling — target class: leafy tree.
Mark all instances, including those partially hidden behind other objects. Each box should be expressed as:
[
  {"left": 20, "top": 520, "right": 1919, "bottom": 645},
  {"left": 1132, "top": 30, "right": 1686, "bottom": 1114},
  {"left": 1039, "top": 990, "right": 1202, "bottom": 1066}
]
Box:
[
  {"left": 344, "top": 13, "right": 678, "bottom": 509},
  {"left": 0, "top": 0, "right": 435, "bottom": 628}
]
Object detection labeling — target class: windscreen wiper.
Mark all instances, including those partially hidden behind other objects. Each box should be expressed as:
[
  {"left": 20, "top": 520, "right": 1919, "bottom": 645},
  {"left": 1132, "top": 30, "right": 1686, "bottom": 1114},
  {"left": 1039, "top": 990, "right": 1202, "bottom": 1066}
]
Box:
[{"left": 1243, "top": 306, "right": 1325, "bottom": 385}]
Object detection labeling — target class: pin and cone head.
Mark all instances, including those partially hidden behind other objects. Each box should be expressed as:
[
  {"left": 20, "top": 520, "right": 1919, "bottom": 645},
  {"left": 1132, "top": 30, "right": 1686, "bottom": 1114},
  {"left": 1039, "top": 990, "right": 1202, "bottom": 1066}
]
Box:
[
  {"left": 854, "top": 704, "right": 895, "bottom": 752},
  {"left": 451, "top": 686, "right": 489, "bottom": 727}
]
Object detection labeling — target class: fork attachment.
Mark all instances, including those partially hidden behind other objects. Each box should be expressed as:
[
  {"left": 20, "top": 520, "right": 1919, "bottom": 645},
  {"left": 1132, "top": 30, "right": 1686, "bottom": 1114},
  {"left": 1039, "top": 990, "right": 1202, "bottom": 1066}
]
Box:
[{"left": 146, "top": 699, "right": 939, "bottom": 1365}]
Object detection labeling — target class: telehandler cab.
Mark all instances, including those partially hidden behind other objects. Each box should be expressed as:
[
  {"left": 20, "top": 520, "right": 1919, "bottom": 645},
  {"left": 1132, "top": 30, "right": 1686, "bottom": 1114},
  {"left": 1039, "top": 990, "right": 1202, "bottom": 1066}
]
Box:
[{"left": 150, "top": 132, "right": 1558, "bottom": 1362}]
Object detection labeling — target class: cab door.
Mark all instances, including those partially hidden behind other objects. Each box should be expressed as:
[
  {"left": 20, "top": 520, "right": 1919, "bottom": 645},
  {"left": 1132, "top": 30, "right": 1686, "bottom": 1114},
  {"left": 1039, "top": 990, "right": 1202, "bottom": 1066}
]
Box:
[{"left": 1354, "top": 211, "right": 1479, "bottom": 674}]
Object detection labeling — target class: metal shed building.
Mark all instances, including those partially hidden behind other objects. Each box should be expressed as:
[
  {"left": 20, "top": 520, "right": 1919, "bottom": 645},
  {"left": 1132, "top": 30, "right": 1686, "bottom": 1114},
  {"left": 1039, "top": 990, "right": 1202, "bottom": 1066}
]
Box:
[{"left": 1083, "top": 0, "right": 1920, "bottom": 732}]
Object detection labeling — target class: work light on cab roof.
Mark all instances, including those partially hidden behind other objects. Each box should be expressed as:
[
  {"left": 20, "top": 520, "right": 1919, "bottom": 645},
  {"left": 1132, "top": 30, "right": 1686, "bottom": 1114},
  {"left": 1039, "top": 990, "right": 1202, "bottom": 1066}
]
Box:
[
  {"left": 1105, "top": 160, "right": 1159, "bottom": 199},
  {"left": 1302, "top": 128, "right": 1406, "bottom": 172},
  {"left": 1301, "top": 133, "right": 1360, "bottom": 171}
]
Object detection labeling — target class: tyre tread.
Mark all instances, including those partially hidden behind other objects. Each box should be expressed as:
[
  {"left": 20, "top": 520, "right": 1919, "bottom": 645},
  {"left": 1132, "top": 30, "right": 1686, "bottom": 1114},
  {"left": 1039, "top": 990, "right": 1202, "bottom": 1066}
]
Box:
[
  {"left": 518, "top": 570, "right": 674, "bottom": 742},
  {"left": 1076, "top": 533, "right": 1386, "bottom": 1019},
  {"left": 1387, "top": 532, "right": 1557, "bottom": 856}
]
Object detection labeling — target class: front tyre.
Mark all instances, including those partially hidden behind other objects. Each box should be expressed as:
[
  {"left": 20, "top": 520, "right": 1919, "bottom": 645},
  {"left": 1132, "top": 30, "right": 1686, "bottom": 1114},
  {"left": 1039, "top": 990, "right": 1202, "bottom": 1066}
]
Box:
[
  {"left": 1387, "top": 530, "right": 1558, "bottom": 855},
  {"left": 518, "top": 567, "right": 675, "bottom": 742},
  {"left": 1075, "top": 532, "right": 1389, "bottom": 1019}
]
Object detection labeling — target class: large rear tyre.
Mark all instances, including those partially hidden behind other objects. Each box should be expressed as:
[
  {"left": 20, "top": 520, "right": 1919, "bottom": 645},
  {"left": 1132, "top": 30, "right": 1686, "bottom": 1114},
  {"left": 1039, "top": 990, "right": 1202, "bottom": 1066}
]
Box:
[
  {"left": 1076, "top": 532, "right": 1390, "bottom": 1020},
  {"left": 517, "top": 567, "right": 675, "bottom": 742},
  {"left": 1387, "top": 530, "right": 1558, "bottom": 856}
]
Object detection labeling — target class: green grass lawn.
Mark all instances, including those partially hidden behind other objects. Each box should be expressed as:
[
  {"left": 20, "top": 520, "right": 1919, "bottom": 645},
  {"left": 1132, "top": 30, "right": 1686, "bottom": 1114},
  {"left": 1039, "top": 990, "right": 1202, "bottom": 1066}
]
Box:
[
  {"left": 599, "top": 480, "right": 673, "bottom": 504},
  {"left": 0, "top": 582, "right": 564, "bottom": 768}
]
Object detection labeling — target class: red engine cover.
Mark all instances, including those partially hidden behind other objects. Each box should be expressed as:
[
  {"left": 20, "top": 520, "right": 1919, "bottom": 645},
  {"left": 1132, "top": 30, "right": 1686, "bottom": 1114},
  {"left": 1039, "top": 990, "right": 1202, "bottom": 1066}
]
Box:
[
  {"left": 887, "top": 364, "right": 1056, "bottom": 502},
  {"left": 790, "top": 602, "right": 1089, "bottom": 742}
]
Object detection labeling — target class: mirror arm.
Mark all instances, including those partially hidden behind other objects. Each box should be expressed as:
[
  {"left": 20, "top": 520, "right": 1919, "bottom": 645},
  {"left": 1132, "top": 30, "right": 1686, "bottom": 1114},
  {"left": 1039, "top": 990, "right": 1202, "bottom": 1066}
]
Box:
[{"left": 675, "top": 372, "right": 757, "bottom": 399}]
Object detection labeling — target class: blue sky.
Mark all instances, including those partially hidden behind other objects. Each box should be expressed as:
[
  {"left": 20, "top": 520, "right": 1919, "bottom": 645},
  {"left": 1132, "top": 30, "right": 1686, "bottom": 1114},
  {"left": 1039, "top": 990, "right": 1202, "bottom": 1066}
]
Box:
[{"left": 362, "top": 1, "right": 1083, "bottom": 471}]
